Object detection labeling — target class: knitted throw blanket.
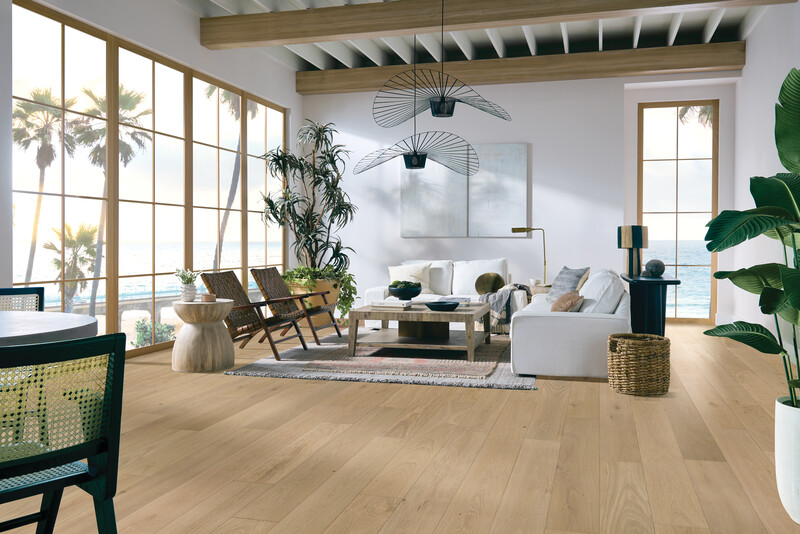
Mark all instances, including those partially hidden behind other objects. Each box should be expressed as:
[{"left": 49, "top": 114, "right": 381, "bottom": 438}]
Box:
[{"left": 478, "top": 283, "right": 531, "bottom": 328}]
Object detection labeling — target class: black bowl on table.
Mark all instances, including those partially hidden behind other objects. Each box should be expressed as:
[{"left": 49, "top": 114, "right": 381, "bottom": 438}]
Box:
[
  {"left": 425, "top": 301, "right": 460, "bottom": 312},
  {"left": 388, "top": 286, "right": 422, "bottom": 300}
]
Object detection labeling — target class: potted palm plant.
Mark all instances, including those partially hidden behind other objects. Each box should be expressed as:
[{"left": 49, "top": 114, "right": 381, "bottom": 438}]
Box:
[
  {"left": 704, "top": 68, "right": 800, "bottom": 522},
  {"left": 263, "top": 120, "right": 357, "bottom": 322}
]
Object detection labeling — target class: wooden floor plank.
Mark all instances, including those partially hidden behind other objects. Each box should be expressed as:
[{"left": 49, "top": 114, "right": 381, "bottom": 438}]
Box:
[
  {"left": 212, "top": 518, "right": 277, "bottom": 533},
  {"left": 640, "top": 461, "right": 708, "bottom": 529},
  {"left": 598, "top": 384, "right": 641, "bottom": 463},
  {"left": 600, "top": 461, "right": 655, "bottom": 534},
  {"left": 322, "top": 494, "right": 401, "bottom": 534}
]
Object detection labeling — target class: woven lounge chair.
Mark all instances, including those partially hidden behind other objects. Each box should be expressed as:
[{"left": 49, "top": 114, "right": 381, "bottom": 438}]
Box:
[
  {"left": 0, "top": 333, "right": 126, "bottom": 534},
  {"left": 250, "top": 267, "right": 342, "bottom": 346},
  {"left": 0, "top": 287, "right": 45, "bottom": 311},
  {"left": 200, "top": 271, "right": 307, "bottom": 359}
]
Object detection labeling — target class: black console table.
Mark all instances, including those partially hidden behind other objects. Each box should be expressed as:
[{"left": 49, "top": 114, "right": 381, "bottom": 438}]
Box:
[{"left": 621, "top": 274, "right": 680, "bottom": 337}]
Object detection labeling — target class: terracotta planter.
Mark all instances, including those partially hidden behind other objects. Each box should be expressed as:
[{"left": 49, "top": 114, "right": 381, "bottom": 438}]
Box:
[
  {"left": 776, "top": 396, "right": 800, "bottom": 523},
  {"left": 287, "top": 279, "right": 340, "bottom": 328}
]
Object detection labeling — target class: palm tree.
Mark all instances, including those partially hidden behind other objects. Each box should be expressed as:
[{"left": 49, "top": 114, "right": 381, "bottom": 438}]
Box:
[
  {"left": 12, "top": 89, "right": 77, "bottom": 283},
  {"left": 73, "top": 86, "right": 151, "bottom": 316},
  {"left": 678, "top": 105, "right": 713, "bottom": 127},
  {"left": 206, "top": 87, "right": 258, "bottom": 270},
  {"left": 43, "top": 224, "right": 100, "bottom": 313}
]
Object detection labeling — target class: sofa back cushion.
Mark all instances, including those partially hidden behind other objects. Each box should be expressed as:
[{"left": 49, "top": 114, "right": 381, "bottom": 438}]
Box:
[
  {"left": 452, "top": 258, "right": 508, "bottom": 295},
  {"left": 401, "top": 260, "right": 454, "bottom": 295},
  {"left": 579, "top": 269, "right": 626, "bottom": 314},
  {"left": 388, "top": 262, "right": 433, "bottom": 294}
]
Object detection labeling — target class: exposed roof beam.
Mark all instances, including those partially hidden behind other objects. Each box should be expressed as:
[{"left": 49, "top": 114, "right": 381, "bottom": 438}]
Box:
[
  {"left": 314, "top": 41, "right": 359, "bottom": 68},
  {"left": 667, "top": 12, "right": 684, "bottom": 45},
  {"left": 297, "top": 41, "right": 746, "bottom": 95},
  {"left": 485, "top": 29, "right": 507, "bottom": 58},
  {"left": 703, "top": 8, "right": 726, "bottom": 42},
  {"left": 201, "top": 0, "right": 793, "bottom": 49},
  {"left": 450, "top": 31, "right": 475, "bottom": 60},
  {"left": 522, "top": 25, "right": 537, "bottom": 55},
  {"left": 417, "top": 33, "right": 442, "bottom": 62},
  {"left": 560, "top": 22, "right": 570, "bottom": 53},
  {"left": 288, "top": 0, "right": 309, "bottom": 9},
  {"left": 349, "top": 38, "right": 389, "bottom": 66},
  {"left": 260, "top": 46, "right": 306, "bottom": 70},
  {"left": 598, "top": 19, "right": 604, "bottom": 51},
  {"left": 285, "top": 43, "right": 333, "bottom": 70},
  {"left": 739, "top": 5, "right": 768, "bottom": 39},
  {"left": 633, "top": 15, "right": 642, "bottom": 48},
  {"left": 381, "top": 36, "right": 413, "bottom": 64}
]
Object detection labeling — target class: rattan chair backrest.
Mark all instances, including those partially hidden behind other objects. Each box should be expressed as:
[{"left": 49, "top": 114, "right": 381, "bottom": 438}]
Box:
[
  {"left": 0, "top": 287, "right": 44, "bottom": 312},
  {"left": 200, "top": 271, "right": 263, "bottom": 331},
  {"left": 250, "top": 268, "right": 299, "bottom": 317}
]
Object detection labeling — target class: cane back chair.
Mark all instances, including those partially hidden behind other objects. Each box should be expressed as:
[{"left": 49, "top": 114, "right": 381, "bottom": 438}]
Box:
[{"left": 0, "top": 287, "right": 45, "bottom": 312}]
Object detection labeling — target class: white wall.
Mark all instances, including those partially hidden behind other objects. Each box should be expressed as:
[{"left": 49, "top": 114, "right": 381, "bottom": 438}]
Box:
[
  {"left": 733, "top": 1, "right": 800, "bottom": 326},
  {"left": 0, "top": 0, "right": 11, "bottom": 286}
]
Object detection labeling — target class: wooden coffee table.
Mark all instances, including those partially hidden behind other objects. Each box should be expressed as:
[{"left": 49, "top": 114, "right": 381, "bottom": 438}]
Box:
[{"left": 347, "top": 302, "right": 491, "bottom": 362}]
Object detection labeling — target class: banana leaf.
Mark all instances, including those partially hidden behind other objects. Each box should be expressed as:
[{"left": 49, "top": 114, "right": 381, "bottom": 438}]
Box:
[
  {"left": 705, "top": 207, "right": 796, "bottom": 252},
  {"left": 714, "top": 263, "right": 784, "bottom": 294},
  {"left": 704, "top": 322, "right": 784, "bottom": 354},
  {"left": 750, "top": 174, "right": 800, "bottom": 220},
  {"left": 759, "top": 287, "right": 800, "bottom": 325},
  {"left": 776, "top": 68, "right": 800, "bottom": 175},
  {"left": 779, "top": 265, "right": 800, "bottom": 310}
]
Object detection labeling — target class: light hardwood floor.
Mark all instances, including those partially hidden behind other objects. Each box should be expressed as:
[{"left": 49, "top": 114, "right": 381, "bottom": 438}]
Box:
[{"left": 2, "top": 324, "right": 799, "bottom": 533}]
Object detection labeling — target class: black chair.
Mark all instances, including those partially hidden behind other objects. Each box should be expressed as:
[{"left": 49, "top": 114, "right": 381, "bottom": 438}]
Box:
[
  {"left": 0, "top": 287, "right": 45, "bottom": 311},
  {"left": 0, "top": 333, "right": 126, "bottom": 533}
]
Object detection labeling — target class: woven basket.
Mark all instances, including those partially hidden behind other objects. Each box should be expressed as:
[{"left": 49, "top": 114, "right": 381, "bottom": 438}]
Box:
[{"left": 607, "top": 333, "right": 670, "bottom": 396}]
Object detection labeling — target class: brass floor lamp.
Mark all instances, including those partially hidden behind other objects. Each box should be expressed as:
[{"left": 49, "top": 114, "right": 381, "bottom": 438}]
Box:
[{"left": 512, "top": 227, "right": 547, "bottom": 285}]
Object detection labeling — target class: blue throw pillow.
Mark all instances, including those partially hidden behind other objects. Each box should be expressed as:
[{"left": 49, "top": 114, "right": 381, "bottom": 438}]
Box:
[{"left": 547, "top": 266, "right": 590, "bottom": 303}]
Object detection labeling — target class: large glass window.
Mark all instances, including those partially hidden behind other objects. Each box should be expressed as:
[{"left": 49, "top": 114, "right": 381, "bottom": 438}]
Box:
[
  {"left": 10, "top": 2, "right": 286, "bottom": 354},
  {"left": 639, "top": 101, "right": 718, "bottom": 319}
]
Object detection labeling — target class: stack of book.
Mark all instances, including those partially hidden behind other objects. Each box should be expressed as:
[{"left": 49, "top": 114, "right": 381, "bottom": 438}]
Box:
[{"left": 371, "top": 300, "right": 414, "bottom": 309}]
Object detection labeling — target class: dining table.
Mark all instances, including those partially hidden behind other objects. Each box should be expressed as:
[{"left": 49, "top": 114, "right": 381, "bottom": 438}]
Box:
[{"left": 0, "top": 311, "right": 98, "bottom": 347}]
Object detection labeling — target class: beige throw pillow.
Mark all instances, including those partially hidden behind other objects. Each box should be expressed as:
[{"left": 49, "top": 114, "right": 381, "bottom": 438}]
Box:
[
  {"left": 388, "top": 263, "right": 433, "bottom": 294},
  {"left": 550, "top": 290, "right": 584, "bottom": 312}
]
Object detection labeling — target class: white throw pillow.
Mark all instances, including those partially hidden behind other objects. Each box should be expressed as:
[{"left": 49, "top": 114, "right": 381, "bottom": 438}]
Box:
[
  {"left": 401, "top": 260, "right": 454, "bottom": 295},
  {"left": 579, "top": 269, "right": 625, "bottom": 314},
  {"left": 452, "top": 258, "right": 508, "bottom": 295},
  {"left": 388, "top": 263, "right": 433, "bottom": 294}
]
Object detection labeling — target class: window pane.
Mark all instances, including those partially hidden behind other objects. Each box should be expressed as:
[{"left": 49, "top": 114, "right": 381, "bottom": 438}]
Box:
[
  {"left": 247, "top": 102, "right": 266, "bottom": 156},
  {"left": 678, "top": 159, "right": 712, "bottom": 212},
  {"left": 219, "top": 90, "right": 241, "bottom": 152},
  {"left": 119, "top": 276, "right": 153, "bottom": 349},
  {"left": 66, "top": 112, "right": 107, "bottom": 198},
  {"left": 119, "top": 125, "right": 153, "bottom": 202},
  {"left": 12, "top": 5, "right": 61, "bottom": 99},
  {"left": 119, "top": 202, "right": 152, "bottom": 276},
  {"left": 193, "top": 79, "right": 217, "bottom": 146},
  {"left": 193, "top": 144, "right": 217, "bottom": 208},
  {"left": 678, "top": 213, "right": 712, "bottom": 266},
  {"left": 155, "top": 134, "right": 183, "bottom": 204},
  {"left": 248, "top": 211, "right": 266, "bottom": 267},
  {"left": 677, "top": 266, "right": 711, "bottom": 318},
  {"left": 666, "top": 283, "right": 676, "bottom": 319},
  {"left": 12, "top": 98, "right": 63, "bottom": 194},
  {"left": 678, "top": 106, "right": 713, "bottom": 159},
  {"left": 642, "top": 107, "right": 676, "bottom": 160},
  {"left": 155, "top": 63, "right": 184, "bottom": 137},
  {"left": 119, "top": 48, "right": 153, "bottom": 130},
  {"left": 247, "top": 156, "right": 266, "bottom": 212},
  {"left": 71, "top": 279, "right": 106, "bottom": 333},
  {"left": 155, "top": 206, "right": 184, "bottom": 274},
  {"left": 267, "top": 220, "right": 283, "bottom": 266},
  {"left": 12, "top": 193, "right": 62, "bottom": 283},
  {"left": 64, "top": 197, "right": 106, "bottom": 279},
  {"left": 154, "top": 274, "right": 182, "bottom": 340},
  {"left": 193, "top": 208, "right": 218, "bottom": 271},
  {"left": 220, "top": 210, "right": 241, "bottom": 269},
  {"left": 65, "top": 27, "right": 105, "bottom": 117},
  {"left": 35, "top": 282, "right": 61, "bottom": 312},
  {"left": 267, "top": 108, "right": 284, "bottom": 152},
  {"left": 642, "top": 161, "right": 676, "bottom": 212},
  {"left": 219, "top": 149, "right": 241, "bottom": 210},
  {"left": 642, "top": 213, "right": 676, "bottom": 265}
]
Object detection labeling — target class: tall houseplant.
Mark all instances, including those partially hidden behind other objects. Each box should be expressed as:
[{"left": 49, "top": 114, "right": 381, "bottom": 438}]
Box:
[
  {"left": 262, "top": 120, "right": 357, "bottom": 318},
  {"left": 704, "top": 68, "right": 800, "bottom": 522}
]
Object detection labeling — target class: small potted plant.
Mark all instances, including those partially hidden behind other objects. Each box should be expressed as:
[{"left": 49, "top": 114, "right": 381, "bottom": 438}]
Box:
[
  {"left": 175, "top": 268, "right": 200, "bottom": 302},
  {"left": 388, "top": 280, "right": 422, "bottom": 301}
]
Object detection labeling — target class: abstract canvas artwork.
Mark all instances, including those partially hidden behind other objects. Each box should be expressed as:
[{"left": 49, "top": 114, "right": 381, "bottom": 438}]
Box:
[{"left": 400, "top": 143, "right": 528, "bottom": 238}]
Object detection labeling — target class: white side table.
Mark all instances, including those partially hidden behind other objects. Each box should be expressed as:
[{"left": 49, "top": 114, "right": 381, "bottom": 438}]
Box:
[{"left": 171, "top": 299, "right": 235, "bottom": 373}]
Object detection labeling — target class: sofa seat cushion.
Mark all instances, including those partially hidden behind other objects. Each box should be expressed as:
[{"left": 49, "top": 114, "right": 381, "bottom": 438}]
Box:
[
  {"left": 452, "top": 258, "right": 508, "bottom": 295},
  {"left": 388, "top": 262, "right": 433, "bottom": 293},
  {"left": 579, "top": 269, "right": 625, "bottom": 314},
  {"left": 401, "top": 260, "right": 454, "bottom": 296}
]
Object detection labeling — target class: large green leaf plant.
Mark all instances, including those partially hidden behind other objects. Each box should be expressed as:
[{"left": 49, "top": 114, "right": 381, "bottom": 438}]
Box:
[{"left": 705, "top": 68, "right": 800, "bottom": 406}]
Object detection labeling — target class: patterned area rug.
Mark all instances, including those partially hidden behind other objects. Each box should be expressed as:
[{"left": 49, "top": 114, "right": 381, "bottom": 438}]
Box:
[{"left": 225, "top": 333, "right": 536, "bottom": 390}]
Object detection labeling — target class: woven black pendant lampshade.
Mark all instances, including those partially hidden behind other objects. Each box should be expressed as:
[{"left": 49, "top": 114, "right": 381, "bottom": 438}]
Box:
[{"left": 355, "top": 131, "right": 478, "bottom": 176}]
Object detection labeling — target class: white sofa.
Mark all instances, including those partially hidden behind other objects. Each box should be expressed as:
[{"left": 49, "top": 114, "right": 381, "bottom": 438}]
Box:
[
  {"left": 510, "top": 269, "right": 631, "bottom": 378},
  {"left": 364, "top": 258, "right": 528, "bottom": 332}
]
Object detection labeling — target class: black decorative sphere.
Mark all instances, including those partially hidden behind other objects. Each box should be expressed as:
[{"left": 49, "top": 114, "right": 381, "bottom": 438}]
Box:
[{"left": 644, "top": 259, "right": 665, "bottom": 277}]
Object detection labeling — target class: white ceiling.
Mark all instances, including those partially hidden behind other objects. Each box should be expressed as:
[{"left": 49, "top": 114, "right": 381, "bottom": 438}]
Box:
[{"left": 174, "top": 0, "right": 768, "bottom": 72}]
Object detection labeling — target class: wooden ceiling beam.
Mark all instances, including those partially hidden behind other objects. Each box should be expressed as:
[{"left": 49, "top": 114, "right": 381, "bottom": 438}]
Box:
[
  {"left": 200, "top": 0, "right": 793, "bottom": 49},
  {"left": 295, "top": 41, "right": 745, "bottom": 95}
]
